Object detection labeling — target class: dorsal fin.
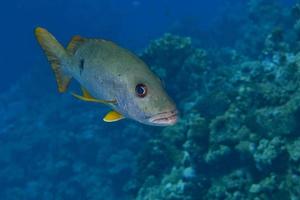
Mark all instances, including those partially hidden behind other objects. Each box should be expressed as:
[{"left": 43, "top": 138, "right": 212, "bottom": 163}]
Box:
[{"left": 67, "top": 35, "right": 86, "bottom": 55}]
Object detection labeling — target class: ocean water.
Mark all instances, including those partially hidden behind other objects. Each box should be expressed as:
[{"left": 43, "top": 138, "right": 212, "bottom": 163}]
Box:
[{"left": 1, "top": 0, "right": 300, "bottom": 199}]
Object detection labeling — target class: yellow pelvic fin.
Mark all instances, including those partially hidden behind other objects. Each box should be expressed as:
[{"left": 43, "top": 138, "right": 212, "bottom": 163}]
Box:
[
  {"left": 35, "top": 27, "right": 71, "bottom": 93},
  {"left": 67, "top": 35, "right": 86, "bottom": 55},
  {"left": 103, "top": 110, "right": 124, "bottom": 122},
  {"left": 71, "top": 92, "right": 117, "bottom": 105}
]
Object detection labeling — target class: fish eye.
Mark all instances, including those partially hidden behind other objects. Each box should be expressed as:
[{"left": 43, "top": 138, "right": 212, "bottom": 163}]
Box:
[{"left": 135, "top": 83, "right": 147, "bottom": 98}]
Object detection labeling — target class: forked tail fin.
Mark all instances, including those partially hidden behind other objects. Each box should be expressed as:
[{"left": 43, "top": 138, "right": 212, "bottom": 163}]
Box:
[{"left": 35, "top": 27, "right": 71, "bottom": 93}]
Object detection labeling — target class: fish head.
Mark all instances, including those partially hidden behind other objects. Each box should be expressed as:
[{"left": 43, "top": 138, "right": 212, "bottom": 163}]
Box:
[{"left": 116, "top": 66, "right": 178, "bottom": 126}]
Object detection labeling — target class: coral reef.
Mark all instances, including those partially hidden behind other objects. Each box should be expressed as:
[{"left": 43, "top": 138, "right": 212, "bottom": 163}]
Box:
[
  {"left": 2, "top": 1, "right": 300, "bottom": 200},
  {"left": 131, "top": 1, "right": 300, "bottom": 200},
  {"left": 0, "top": 74, "right": 150, "bottom": 199}
]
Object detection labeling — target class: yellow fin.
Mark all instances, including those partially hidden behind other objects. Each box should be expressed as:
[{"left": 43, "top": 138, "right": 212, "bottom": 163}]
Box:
[
  {"left": 71, "top": 92, "right": 116, "bottom": 105},
  {"left": 35, "top": 27, "right": 71, "bottom": 93},
  {"left": 103, "top": 110, "right": 124, "bottom": 122},
  {"left": 81, "top": 86, "right": 93, "bottom": 99},
  {"left": 67, "top": 35, "right": 86, "bottom": 55}
]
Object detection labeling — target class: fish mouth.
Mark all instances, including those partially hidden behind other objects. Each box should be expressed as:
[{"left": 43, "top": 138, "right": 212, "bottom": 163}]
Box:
[{"left": 148, "top": 109, "right": 179, "bottom": 126}]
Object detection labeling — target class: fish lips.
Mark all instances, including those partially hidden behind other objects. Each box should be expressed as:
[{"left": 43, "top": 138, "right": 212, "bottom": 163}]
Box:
[{"left": 148, "top": 109, "right": 179, "bottom": 126}]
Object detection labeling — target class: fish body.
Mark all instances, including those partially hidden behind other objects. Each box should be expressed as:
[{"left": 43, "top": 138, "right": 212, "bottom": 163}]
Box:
[{"left": 35, "top": 27, "right": 178, "bottom": 126}]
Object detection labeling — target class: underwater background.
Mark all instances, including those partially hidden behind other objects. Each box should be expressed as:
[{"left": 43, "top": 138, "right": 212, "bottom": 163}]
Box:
[{"left": 2, "top": 0, "right": 300, "bottom": 199}]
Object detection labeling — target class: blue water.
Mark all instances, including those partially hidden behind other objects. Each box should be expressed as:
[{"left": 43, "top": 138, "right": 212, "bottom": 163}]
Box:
[
  {"left": 0, "top": 0, "right": 300, "bottom": 199},
  {"left": 0, "top": 0, "right": 295, "bottom": 90},
  {"left": 0, "top": 0, "right": 251, "bottom": 90}
]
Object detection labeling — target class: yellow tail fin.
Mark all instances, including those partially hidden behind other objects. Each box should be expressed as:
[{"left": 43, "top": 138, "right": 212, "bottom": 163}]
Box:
[{"left": 35, "top": 27, "right": 71, "bottom": 93}]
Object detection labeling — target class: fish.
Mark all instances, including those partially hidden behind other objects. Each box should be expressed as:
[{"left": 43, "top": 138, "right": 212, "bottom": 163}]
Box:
[{"left": 34, "top": 27, "right": 178, "bottom": 126}]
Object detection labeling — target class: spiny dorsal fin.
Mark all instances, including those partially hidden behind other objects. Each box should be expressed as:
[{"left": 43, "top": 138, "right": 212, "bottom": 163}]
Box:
[
  {"left": 67, "top": 35, "right": 86, "bottom": 55},
  {"left": 103, "top": 110, "right": 124, "bottom": 122},
  {"left": 35, "top": 27, "right": 71, "bottom": 93}
]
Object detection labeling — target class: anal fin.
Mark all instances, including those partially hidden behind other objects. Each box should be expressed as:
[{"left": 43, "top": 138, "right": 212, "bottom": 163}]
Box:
[
  {"left": 71, "top": 86, "right": 117, "bottom": 105},
  {"left": 81, "top": 86, "right": 94, "bottom": 99}
]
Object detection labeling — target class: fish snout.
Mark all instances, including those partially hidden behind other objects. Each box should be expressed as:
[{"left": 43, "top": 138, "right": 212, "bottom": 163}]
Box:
[{"left": 149, "top": 109, "right": 179, "bottom": 126}]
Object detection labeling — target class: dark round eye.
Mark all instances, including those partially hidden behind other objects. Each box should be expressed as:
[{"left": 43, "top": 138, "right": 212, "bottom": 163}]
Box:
[{"left": 135, "top": 83, "right": 147, "bottom": 98}]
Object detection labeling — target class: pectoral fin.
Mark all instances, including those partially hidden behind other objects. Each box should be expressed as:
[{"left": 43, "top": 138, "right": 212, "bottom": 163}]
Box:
[{"left": 103, "top": 110, "right": 124, "bottom": 122}]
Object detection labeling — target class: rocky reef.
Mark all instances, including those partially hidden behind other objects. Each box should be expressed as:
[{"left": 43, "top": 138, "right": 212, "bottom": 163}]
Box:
[
  {"left": 0, "top": 75, "right": 149, "bottom": 199},
  {"left": 1, "top": 1, "right": 300, "bottom": 200},
  {"left": 130, "top": 1, "right": 300, "bottom": 200}
]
